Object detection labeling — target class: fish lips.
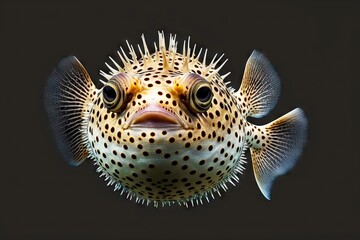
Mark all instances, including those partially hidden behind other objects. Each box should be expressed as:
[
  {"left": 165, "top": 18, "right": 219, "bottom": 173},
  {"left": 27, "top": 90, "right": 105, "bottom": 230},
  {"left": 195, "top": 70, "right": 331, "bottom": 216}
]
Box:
[{"left": 125, "top": 105, "right": 189, "bottom": 129}]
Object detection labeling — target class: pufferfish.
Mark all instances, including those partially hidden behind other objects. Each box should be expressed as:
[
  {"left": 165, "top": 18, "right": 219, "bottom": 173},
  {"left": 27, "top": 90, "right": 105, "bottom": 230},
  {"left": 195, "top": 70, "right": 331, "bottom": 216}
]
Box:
[{"left": 44, "top": 32, "right": 307, "bottom": 207}]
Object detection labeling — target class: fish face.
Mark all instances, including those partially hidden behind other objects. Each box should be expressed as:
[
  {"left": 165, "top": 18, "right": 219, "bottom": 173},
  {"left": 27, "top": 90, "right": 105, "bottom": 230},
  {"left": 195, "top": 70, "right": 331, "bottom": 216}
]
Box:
[
  {"left": 87, "top": 52, "right": 246, "bottom": 202},
  {"left": 45, "top": 32, "right": 307, "bottom": 207}
]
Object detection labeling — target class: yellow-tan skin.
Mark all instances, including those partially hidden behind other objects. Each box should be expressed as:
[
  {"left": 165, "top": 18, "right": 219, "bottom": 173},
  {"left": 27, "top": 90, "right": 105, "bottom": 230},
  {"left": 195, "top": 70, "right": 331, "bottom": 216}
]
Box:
[{"left": 87, "top": 51, "right": 247, "bottom": 203}]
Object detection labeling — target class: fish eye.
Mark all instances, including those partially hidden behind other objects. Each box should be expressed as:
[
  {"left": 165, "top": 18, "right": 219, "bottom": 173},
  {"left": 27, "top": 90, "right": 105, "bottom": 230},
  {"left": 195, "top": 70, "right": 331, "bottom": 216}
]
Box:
[
  {"left": 196, "top": 85, "right": 212, "bottom": 102},
  {"left": 102, "top": 81, "right": 125, "bottom": 112},
  {"left": 188, "top": 78, "right": 213, "bottom": 113},
  {"left": 103, "top": 85, "right": 116, "bottom": 102}
]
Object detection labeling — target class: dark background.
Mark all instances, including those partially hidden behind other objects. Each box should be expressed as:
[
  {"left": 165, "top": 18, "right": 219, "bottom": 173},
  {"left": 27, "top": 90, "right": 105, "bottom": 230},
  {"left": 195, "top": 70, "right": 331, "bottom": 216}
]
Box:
[{"left": 1, "top": 0, "right": 359, "bottom": 239}]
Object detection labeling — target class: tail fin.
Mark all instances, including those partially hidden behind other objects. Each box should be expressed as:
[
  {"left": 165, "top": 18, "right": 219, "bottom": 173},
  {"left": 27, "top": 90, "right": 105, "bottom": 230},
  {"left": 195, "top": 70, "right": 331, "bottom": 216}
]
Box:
[
  {"left": 44, "top": 56, "right": 97, "bottom": 166},
  {"left": 247, "top": 108, "right": 307, "bottom": 199},
  {"left": 237, "top": 50, "right": 280, "bottom": 118}
]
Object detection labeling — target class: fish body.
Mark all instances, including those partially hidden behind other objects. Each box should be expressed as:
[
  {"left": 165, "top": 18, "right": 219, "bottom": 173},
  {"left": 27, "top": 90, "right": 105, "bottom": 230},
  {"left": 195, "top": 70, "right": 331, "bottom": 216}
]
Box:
[{"left": 45, "top": 32, "right": 307, "bottom": 207}]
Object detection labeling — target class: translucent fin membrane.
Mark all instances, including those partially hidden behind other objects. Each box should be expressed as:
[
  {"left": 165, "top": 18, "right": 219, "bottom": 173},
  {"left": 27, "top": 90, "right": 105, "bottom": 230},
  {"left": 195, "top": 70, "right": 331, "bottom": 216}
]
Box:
[
  {"left": 44, "top": 56, "right": 96, "bottom": 165},
  {"left": 238, "top": 50, "right": 281, "bottom": 118},
  {"left": 249, "top": 108, "right": 307, "bottom": 199}
]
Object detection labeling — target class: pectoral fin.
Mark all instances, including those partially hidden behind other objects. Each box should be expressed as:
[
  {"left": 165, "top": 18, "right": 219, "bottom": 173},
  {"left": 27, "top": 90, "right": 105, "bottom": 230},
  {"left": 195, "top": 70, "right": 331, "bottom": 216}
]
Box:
[
  {"left": 44, "top": 56, "right": 98, "bottom": 165},
  {"left": 237, "top": 50, "right": 281, "bottom": 118}
]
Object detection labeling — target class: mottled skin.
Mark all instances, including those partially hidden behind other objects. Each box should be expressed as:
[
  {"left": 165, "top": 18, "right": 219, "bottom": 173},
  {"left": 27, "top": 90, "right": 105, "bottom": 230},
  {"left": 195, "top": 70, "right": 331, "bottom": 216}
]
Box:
[{"left": 88, "top": 50, "right": 246, "bottom": 202}]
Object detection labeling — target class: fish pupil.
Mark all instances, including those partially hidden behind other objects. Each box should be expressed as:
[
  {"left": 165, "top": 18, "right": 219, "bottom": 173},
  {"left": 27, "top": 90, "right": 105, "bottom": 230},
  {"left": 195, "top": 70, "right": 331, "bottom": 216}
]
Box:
[
  {"left": 103, "top": 85, "right": 116, "bottom": 102},
  {"left": 196, "top": 86, "right": 212, "bottom": 102}
]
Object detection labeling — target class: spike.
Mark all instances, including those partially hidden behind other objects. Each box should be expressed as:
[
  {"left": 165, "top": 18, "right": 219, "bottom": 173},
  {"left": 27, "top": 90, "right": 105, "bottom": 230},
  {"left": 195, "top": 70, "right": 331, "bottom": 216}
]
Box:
[
  {"left": 202, "top": 49, "right": 208, "bottom": 66},
  {"left": 168, "top": 33, "right": 177, "bottom": 52},
  {"left": 131, "top": 45, "right": 139, "bottom": 64},
  {"left": 170, "top": 49, "right": 177, "bottom": 69},
  {"left": 182, "top": 56, "right": 189, "bottom": 72},
  {"left": 191, "top": 44, "right": 197, "bottom": 59},
  {"left": 172, "top": 33, "right": 176, "bottom": 48},
  {"left": 212, "top": 53, "right": 225, "bottom": 67},
  {"left": 208, "top": 59, "right": 228, "bottom": 78},
  {"left": 186, "top": 36, "right": 191, "bottom": 59},
  {"left": 99, "top": 79, "right": 107, "bottom": 85},
  {"left": 168, "top": 33, "right": 177, "bottom": 67},
  {"left": 182, "top": 40, "right": 186, "bottom": 59},
  {"left": 137, "top": 44, "right": 144, "bottom": 57},
  {"left": 168, "top": 33, "right": 172, "bottom": 51},
  {"left": 99, "top": 70, "right": 112, "bottom": 80},
  {"left": 137, "top": 44, "right": 147, "bottom": 66},
  {"left": 221, "top": 72, "right": 231, "bottom": 80},
  {"left": 120, "top": 46, "right": 131, "bottom": 63},
  {"left": 141, "top": 34, "right": 151, "bottom": 58},
  {"left": 210, "top": 53, "right": 218, "bottom": 64},
  {"left": 162, "top": 31, "right": 166, "bottom": 48},
  {"left": 161, "top": 48, "right": 169, "bottom": 70},
  {"left": 105, "top": 62, "right": 117, "bottom": 74},
  {"left": 117, "top": 50, "right": 132, "bottom": 72},
  {"left": 181, "top": 39, "right": 190, "bottom": 72},
  {"left": 126, "top": 40, "right": 132, "bottom": 53},
  {"left": 158, "top": 31, "right": 166, "bottom": 50},
  {"left": 195, "top": 47, "right": 203, "bottom": 61},
  {"left": 203, "top": 53, "right": 219, "bottom": 74},
  {"left": 228, "top": 179, "right": 236, "bottom": 186},
  {"left": 175, "top": 40, "right": 178, "bottom": 52},
  {"left": 126, "top": 40, "right": 138, "bottom": 64},
  {"left": 108, "top": 56, "right": 123, "bottom": 72},
  {"left": 154, "top": 43, "right": 159, "bottom": 62}
]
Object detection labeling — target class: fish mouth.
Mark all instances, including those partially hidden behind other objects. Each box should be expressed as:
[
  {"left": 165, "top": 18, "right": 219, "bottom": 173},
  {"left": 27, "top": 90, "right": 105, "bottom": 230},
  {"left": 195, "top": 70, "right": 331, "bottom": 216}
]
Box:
[{"left": 125, "top": 105, "right": 188, "bottom": 129}]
